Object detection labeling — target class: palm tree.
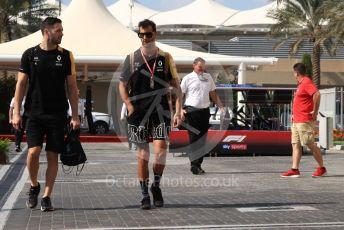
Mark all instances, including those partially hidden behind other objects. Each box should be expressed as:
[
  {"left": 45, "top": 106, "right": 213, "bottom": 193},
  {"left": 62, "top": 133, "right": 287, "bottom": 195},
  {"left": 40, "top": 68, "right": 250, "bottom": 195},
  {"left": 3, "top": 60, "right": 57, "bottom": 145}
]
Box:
[
  {"left": 0, "top": 0, "right": 57, "bottom": 43},
  {"left": 0, "top": 1, "right": 28, "bottom": 42},
  {"left": 323, "top": 0, "right": 344, "bottom": 53},
  {"left": 268, "top": 0, "right": 335, "bottom": 87}
]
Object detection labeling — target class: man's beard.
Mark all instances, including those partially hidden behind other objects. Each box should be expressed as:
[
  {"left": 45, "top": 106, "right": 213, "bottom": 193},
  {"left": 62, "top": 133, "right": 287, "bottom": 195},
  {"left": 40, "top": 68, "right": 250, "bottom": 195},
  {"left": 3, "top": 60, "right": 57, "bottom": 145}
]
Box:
[
  {"left": 48, "top": 37, "right": 61, "bottom": 45},
  {"left": 142, "top": 40, "right": 155, "bottom": 49}
]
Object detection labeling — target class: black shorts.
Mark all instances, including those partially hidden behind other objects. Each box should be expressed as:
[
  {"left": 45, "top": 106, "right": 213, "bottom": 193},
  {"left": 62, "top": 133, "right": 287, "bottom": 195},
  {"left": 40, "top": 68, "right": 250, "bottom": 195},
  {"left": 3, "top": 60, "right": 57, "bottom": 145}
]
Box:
[
  {"left": 126, "top": 109, "right": 171, "bottom": 144},
  {"left": 26, "top": 117, "right": 67, "bottom": 153}
]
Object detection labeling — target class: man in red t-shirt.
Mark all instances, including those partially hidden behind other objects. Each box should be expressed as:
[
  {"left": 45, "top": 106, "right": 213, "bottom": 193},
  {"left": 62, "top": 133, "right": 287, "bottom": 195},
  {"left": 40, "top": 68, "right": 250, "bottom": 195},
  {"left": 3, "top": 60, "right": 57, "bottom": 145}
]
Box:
[{"left": 281, "top": 63, "right": 327, "bottom": 178}]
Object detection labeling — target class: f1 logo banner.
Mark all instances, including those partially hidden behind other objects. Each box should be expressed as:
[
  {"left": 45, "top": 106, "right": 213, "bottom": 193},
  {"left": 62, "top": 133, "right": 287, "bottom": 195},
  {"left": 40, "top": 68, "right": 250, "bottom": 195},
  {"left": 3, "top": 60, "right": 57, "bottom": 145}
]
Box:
[
  {"left": 222, "top": 135, "right": 246, "bottom": 143},
  {"left": 169, "top": 130, "right": 292, "bottom": 155}
]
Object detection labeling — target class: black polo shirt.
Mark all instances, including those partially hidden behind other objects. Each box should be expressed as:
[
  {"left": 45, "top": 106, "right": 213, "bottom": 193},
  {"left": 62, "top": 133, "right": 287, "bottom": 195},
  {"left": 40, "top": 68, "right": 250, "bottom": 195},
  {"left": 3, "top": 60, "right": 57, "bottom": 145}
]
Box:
[{"left": 20, "top": 45, "right": 76, "bottom": 118}]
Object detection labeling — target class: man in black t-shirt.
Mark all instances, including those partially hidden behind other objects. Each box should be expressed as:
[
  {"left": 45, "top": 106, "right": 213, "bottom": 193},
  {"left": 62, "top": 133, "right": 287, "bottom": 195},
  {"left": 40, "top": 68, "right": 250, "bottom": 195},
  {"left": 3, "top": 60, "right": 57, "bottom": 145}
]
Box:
[
  {"left": 12, "top": 17, "right": 80, "bottom": 212},
  {"left": 119, "top": 19, "right": 182, "bottom": 210}
]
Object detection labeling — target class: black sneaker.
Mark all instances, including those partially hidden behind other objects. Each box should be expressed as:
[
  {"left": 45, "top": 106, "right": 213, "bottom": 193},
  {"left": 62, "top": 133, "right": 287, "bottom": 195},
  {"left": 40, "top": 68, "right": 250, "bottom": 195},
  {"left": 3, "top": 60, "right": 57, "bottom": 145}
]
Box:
[
  {"left": 190, "top": 166, "right": 205, "bottom": 175},
  {"left": 141, "top": 196, "right": 151, "bottom": 210},
  {"left": 150, "top": 185, "right": 164, "bottom": 207},
  {"left": 15, "top": 145, "right": 21, "bottom": 152},
  {"left": 41, "top": 196, "right": 54, "bottom": 212},
  {"left": 26, "top": 183, "right": 40, "bottom": 208}
]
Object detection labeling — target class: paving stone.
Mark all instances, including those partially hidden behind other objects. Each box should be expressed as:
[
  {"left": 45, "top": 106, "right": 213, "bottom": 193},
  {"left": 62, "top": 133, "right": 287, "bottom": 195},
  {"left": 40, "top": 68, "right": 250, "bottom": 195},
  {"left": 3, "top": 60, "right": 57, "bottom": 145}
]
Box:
[{"left": 2, "top": 143, "right": 344, "bottom": 229}]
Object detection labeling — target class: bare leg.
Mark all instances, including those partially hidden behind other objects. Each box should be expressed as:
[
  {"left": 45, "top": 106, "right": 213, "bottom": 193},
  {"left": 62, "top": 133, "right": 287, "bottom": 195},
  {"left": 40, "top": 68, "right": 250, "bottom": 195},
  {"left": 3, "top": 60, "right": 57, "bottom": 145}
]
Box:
[
  {"left": 152, "top": 140, "right": 167, "bottom": 174},
  {"left": 137, "top": 144, "right": 150, "bottom": 181},
  {"left": 27, "top": 147, "right": 41, "bottom": 187},
  {"left": 43, "top": 151, "right": 58, "bottom": 198},
  {"left": 291, "top": 143, "right": 302, "bottom": 169},
  {"left": 307, "top": 143, "right": 324, "bottom": 167}
]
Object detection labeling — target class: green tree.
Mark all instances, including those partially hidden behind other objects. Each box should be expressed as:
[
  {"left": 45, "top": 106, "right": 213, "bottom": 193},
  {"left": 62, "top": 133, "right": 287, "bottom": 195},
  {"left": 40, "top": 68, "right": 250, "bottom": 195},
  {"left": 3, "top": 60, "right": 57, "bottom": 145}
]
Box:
[
  {"left": 0, "top": 1, "right": 27, "bottom": 42},
  {"left": 268, "top": 0, "right": 335, "bottom": 88},
  {"left": 301, "top": 53, "right": 312, "bottom": 77},
  {"left": 21, "top": 0, "right": 58, "bottom": 34},
  {"left": 0, "top": 0, "right": 57, "bottom": 43},
  {"left": 323, "top": 0, "right": 344, "bottom": 53}
]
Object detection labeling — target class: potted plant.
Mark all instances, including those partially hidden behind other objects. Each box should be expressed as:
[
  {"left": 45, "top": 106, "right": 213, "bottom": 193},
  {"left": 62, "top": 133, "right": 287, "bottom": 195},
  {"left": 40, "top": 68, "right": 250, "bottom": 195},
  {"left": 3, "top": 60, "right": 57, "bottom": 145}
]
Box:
[{"left": 0, "top": 138, "right": 10, "bottom": 164}]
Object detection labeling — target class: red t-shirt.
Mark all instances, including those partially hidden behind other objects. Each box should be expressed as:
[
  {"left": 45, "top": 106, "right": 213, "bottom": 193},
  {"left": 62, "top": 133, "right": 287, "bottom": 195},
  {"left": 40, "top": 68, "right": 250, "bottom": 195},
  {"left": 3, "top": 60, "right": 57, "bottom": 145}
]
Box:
[{"left": 292, "top": 76, "right": 318, "bottom": 122}]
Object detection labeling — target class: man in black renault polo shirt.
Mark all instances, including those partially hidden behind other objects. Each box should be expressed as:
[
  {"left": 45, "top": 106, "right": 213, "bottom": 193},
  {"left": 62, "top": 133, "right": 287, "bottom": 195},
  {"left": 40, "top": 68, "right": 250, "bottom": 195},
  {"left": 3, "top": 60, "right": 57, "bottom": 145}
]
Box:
[
  {"left": 12, "top": 17, "right": 80, "bottom": 212},
  {"left": 119, "top": 19, "right": 182, "bottom": 210}
]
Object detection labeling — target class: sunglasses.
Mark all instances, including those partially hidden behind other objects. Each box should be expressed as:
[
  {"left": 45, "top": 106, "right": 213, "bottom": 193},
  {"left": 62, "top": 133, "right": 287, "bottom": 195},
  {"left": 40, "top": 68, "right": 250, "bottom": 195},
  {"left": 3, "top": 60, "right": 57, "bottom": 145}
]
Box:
[{"left": 138, "top": 32, "right": 153, "bottom": 38}]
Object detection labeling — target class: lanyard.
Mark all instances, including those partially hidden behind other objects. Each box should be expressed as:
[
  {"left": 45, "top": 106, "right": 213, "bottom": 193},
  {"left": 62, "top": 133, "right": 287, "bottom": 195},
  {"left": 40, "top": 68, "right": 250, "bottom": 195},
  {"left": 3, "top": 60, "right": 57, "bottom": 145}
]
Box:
[{"left": 140, "top": 48, "right": 159, "bottom": 89}]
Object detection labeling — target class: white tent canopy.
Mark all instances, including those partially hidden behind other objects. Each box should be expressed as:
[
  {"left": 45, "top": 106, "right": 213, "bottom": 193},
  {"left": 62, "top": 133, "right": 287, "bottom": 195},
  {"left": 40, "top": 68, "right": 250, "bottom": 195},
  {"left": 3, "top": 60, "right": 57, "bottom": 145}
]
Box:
[
  {"left": 149, "top": 0, "right": 238, "bottom": 27},
  {"left": 108, "top": 0, "right": 158, "bottom": 29},
  {"left": 0, "top": 0, "right": 277, "bottom": 70},
  {"left": 223, "top": 2, "right": 277, "bottom": 27}
]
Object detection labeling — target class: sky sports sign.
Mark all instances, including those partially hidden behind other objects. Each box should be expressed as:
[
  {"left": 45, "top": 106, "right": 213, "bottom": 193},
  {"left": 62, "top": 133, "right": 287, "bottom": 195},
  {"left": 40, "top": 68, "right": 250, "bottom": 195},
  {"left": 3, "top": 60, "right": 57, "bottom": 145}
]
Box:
[
  {"left": 169, "top": 130, "right": 292, "bottom": 155},
  {"left": 221, "top": 135, "right": 247, "bottom": 151}
]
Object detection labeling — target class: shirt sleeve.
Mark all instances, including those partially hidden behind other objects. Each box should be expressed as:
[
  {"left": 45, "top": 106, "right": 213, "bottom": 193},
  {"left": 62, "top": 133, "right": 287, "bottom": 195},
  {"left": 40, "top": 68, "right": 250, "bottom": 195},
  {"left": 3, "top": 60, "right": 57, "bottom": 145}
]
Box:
[
  {"left": 166, "top": 52, "right": 179, "bottom": 81},
  {"left": 180, "top": 76, "right": 187, "bottom": 94},
  {"left": 209, "top": 74, "right": 216, "bottom": 91},
  {"left": 305, "top": 78, "right": 318, "bottom": 96},
  {"left": 120, "top": 55, "right": 130, "bottom": 82},
  {"left": 19, "top": 48, "right": 31, "bottom": 75}
]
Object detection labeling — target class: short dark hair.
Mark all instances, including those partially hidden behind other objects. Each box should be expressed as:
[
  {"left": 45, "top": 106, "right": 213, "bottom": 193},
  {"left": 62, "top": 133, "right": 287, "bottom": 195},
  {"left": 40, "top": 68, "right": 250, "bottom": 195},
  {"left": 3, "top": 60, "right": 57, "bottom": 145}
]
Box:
[
  {"left": 293, "top": 63, "right": 306, "bottom": 75},
  {"left": 41, "top": 17, "right": 62, "bottom": 34},
  {"left": 138, "top": 19, "right": 156, "bottom": 32},
  {"left": 193, "top": 57, "right": 205, "bottom": 65}
]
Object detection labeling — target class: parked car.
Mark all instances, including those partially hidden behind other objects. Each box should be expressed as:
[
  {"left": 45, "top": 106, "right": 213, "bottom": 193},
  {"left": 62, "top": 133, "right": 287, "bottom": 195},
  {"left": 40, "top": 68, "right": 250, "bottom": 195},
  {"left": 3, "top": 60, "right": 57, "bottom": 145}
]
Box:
[{"left": 81, "top": 112, "right": 114, "bottom": 134}]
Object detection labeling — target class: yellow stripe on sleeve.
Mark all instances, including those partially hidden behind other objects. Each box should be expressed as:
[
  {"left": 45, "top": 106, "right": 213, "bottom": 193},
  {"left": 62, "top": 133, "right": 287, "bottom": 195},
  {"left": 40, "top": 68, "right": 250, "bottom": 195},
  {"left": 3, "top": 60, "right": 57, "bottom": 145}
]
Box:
[
  {"left": 167, "top": 53, "right": 179, "bottom": 80},
  {"left": 69, "top": 51, "right": 76, "bottom": 76}
]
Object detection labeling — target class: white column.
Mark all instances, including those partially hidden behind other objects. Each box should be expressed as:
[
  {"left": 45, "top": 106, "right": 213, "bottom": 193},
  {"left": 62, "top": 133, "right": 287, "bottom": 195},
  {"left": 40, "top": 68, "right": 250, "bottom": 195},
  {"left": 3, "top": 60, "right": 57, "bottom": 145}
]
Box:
[
  {"left": 83, "top": 64, "right": 88, "bottom": 82},
  {"left": 237, "top": 62, "right": 246, "bottom": 109}
]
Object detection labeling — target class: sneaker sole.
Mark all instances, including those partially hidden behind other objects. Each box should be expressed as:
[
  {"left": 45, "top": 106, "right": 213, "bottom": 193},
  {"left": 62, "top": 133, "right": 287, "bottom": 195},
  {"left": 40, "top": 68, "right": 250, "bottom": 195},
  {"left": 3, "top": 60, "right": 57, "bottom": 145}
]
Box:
[
  {"left": 41, "top": 207, "right": 54, "bottom": 212},
  {"left": 140, "top": 205, "right": 151, "bottom": 210},
  {"left": 26, "top": 201, "right": 37, "bottom": 209},
  {"left": 312, "top": 172, "right": 327, "bottom": 177},
  {"left": 280, "top": 175, "right": 300, "bottom": 178},
  {"left": 150, "top": 187, "right": 164, "bottom": 208}
]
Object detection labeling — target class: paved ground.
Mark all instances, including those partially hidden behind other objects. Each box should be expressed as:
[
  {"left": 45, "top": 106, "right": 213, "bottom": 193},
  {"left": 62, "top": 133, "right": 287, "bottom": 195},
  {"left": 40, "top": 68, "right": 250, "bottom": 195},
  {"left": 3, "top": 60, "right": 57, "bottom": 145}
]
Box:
[{"left": 1, "top": 142, "right": 344, "bottom": 230}]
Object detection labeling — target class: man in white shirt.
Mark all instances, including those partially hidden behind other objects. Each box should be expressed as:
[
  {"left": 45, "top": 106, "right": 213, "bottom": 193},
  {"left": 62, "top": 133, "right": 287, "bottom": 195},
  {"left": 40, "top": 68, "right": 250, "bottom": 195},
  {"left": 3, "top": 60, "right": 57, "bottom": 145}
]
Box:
[
  {"left": 181, "top": 57, "right": 224, "bottom": 175},
  {"left": 9, "top": 96, "right": 26, "bottom": 152}
]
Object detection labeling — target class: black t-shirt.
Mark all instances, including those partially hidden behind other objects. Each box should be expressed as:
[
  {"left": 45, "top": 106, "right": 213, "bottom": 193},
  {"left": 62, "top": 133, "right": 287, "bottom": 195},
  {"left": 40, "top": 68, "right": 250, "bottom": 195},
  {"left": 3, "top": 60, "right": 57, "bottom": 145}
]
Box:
[
  {"left": 120, "top": 48, "right": 178, "bottom": 111},
  {"left": 20, "top": 45, "right": 75, "bottom": 118}
]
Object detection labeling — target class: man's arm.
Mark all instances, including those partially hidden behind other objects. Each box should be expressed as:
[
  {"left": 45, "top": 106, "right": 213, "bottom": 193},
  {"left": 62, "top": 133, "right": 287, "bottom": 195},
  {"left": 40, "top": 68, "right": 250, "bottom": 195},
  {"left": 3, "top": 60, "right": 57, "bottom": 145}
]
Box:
[
  {"left": 12, "top": 72, "right": 28, "bottom": 130},
  {"left": 311, "top": 91, "right": 321, "bottom": 120},
  {"left": 169, "top": 78, "right": 182, "bottom": 127},
  {"left": 66, "top": 74, "right": 80, "bottom": 129}
]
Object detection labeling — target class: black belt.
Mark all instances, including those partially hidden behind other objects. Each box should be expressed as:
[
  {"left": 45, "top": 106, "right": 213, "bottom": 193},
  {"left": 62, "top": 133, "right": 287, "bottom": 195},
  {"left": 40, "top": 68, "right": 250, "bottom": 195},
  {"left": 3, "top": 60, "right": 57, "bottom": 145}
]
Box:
[{"left": 184, "top": 106, "right": 209, "bottom": 113}]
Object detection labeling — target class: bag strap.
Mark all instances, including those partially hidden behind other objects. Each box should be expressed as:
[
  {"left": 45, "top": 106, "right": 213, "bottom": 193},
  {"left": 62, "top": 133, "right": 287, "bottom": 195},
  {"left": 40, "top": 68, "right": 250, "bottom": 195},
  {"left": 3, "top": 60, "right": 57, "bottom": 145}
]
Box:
[
  {"left": 130, "top": 52, "right": 135, "bottom": 74},
  {"left": 126, "top": 52, "right": 135, "bottom": 96},
  {"left": 62, "top": 163, "right": 86, "bottom": 175}
]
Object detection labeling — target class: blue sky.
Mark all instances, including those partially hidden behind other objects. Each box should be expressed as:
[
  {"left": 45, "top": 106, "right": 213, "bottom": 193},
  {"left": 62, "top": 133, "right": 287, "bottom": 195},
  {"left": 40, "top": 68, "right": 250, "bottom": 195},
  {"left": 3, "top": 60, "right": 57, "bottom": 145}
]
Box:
[{"left": 61, "top": 0, "right": 271, "bottom": 11}]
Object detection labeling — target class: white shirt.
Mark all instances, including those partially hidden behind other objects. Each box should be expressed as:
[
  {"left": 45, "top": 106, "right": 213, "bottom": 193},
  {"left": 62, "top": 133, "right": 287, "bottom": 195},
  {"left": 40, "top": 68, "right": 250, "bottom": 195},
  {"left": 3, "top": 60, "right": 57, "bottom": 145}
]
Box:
[
  {"left": 10, "top": 96, "right": 25, "bottom": 116},
  {"left": 120, "top": 103, "right": 127, "bottom": 120},
  {"left": 68, "top": 99, "right": 85, "bottom": 117},
  {"left": 181, "top": 71, "right": 216, "bottom": 109}
]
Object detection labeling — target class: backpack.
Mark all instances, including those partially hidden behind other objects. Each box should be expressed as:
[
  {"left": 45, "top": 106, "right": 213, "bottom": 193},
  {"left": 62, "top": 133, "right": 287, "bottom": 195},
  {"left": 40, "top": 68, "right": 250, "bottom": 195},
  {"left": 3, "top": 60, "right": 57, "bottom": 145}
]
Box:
[{"left": 60, "top": 126, "right": 87, "bottom": 175}]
